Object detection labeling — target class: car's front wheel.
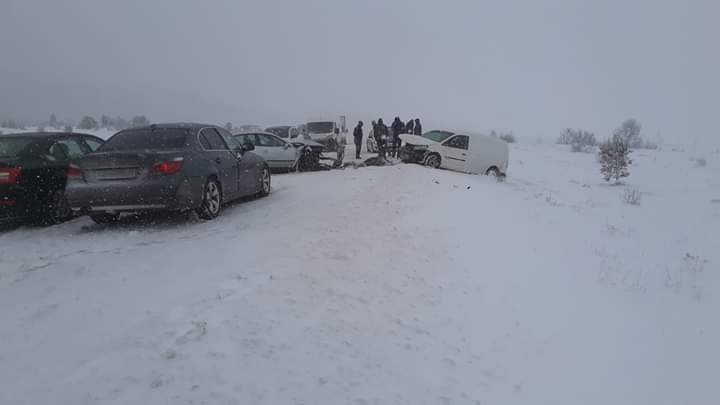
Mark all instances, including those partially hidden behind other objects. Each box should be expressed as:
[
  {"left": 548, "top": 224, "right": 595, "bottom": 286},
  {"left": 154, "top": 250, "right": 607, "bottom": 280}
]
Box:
[
  {"left": 425, "top": 153, "right": 441, "bottom": 169},
  {"left": 197, "top": 178, "right": 222, "bottom": 219},
  {"left": 257, "top": 166, "right": 271, "bottom": 197}
]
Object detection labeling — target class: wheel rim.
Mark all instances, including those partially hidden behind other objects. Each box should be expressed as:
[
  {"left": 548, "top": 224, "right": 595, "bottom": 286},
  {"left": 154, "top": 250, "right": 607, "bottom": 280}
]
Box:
[
  {"left": 206, "top": 181, "right": 220, "bottom": 214},
  {"left": 261, "top": 169, "right": 271, "bottom": 193},
  {"left": 487, "top": 168, "right": 498, "bottom": 176},
  {"left": 427, "top": 155, "right": 439, "bottom": 168}
]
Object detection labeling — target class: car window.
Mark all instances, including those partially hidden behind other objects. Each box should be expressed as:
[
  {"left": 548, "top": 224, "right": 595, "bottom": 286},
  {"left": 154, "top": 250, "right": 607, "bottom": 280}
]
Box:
[
  {"left": 443, "top": 135, "right": 469, "bottom": 150},
  {"left": 83, "top": 137, "right": 103, "bottom": 152},
  {"left": 0, "top": 138, "right": 34, "bottom": 158},
  {"left": 100, "top": 128, "right": 189, "bottom": 151},
  {"left": 423, "top": 131, "right": 454, "bottom": 143},
  {"left": 216, "top": 128, "right": 238, "bottom": 148},
  {"left": 57, "top": 138, "right": 86, "bottom": 158},
  {"left": 48, "top": 142, "right": 69, "bottom": 161},
  {"left": 259, "top": 134, "right": 284, "bottom": 147},
  {"left": 201, "top": 128, "right": 229, "bottom": 150}
]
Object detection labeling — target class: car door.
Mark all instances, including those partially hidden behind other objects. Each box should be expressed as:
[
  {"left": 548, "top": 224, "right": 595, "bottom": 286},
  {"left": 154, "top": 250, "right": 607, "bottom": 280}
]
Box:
[
  {"left": 218, "top": 128, "right": 258, "bottom": 196},
  {"left": 54, "top": 136, "right": 89, "bottom": 186},
  {"left": 440, "top": 135, "right": 469, "bottom": 172},
  {"left": 80, "top": 135, "right": 104, "bottom": 153},
  {"left": 199, "top": 128, "right": 239, "bottom": 200},
  {"left": 261, "top": 134, "right": 297, "bottom": 169}
]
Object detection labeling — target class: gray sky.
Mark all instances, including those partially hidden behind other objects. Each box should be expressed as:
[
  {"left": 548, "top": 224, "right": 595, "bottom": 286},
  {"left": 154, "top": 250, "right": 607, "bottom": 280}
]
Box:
[{"left": 1, "top": 0, "right": 718, "bottom": 147}]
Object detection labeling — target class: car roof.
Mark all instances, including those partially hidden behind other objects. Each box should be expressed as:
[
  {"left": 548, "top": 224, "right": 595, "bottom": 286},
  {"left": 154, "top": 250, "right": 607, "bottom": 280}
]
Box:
[
  {"left": 126, "top": 123, "right": 219, "bottom": 132},
  {"left": 0, "top": 131, "right": 96, "bottom": 139},
  {"left": 233, "top": 131, "right": 279, "bottom": 136},
  {"left": 266, "top": 125, "right": 292, "bottom": 130}
]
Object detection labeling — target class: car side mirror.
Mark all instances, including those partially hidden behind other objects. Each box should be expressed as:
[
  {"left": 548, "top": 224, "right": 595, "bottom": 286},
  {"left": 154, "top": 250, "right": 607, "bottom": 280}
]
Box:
[{"left": 283, "top": 143, "right": 291, "bottom": 149}]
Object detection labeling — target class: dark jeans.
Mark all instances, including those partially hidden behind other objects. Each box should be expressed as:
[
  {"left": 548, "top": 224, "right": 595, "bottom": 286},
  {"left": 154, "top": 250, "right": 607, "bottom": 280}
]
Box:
[{"left": 355, "top": 142, "right": 362, "bottom": 158}]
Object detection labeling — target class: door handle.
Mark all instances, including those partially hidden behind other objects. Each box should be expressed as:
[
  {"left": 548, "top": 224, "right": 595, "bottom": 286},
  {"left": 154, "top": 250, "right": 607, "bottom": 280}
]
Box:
[{"left": 214, "top": 157, "right": 222, "bottom": 164}]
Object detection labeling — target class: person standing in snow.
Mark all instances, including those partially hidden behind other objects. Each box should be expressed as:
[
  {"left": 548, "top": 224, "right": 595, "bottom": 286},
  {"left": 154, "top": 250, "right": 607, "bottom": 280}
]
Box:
[
  {"left": 375, "top": 118, "right": 388, "bottom": 158},
  {"left": 390, "top": 117, "right": 404, "bottom": 158},
  {"left": 353, "top": 121, "right": 364, "bottom": 159},
  {"left": 406, "top": 118, "right": 415, "bottom": 134},
  {"left": 334, "top": 127, "right": 346, "bottom": 167},
  {"left": 413, "top": 118, "right": 422, "bottom": 135}
]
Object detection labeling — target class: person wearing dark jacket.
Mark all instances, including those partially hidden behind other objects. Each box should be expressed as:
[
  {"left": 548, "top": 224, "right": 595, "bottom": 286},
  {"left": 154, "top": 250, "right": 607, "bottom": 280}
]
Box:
[
  {"left": 375, "top": 118, "right": 388, "bottom": 158},
  {"left": 390, "top": 117, "right": 404, "bottom": 158},
  {"left": 413, "top": 118, "right": 422, "bottom": 135},
  {"left": 406, "top": 119, "right": 414, "bottom": 134},
  {"left": 353, "top": 121, "right": 363, "bottom": 159}
]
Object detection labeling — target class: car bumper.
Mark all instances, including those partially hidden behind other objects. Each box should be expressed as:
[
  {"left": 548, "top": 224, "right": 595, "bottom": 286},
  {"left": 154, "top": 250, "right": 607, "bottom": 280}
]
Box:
[{"left": 66, "top": 176, "right": 204, "bottom": 213}]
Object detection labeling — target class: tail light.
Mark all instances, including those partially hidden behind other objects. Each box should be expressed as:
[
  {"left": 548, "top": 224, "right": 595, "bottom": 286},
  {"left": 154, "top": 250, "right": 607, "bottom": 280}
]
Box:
[
  {"left": 67, "top": 164, "right": 84, "bottom": 180},
  {"left": 0, "top": 167, "right": 22, "bottom": 184},
  {"left": 151, "top": 158, "right": 184, "bottom": 175}
]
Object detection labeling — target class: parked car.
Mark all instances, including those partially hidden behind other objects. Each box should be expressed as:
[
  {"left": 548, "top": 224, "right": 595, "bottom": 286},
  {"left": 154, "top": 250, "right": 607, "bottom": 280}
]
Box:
[
  {"left": 0, "top": 131, "right": 105, "bottom": 225},
  {"left": 400, "top": 131, "right": 509, "bottom": 176},
  {"left": 66, "top": 123, "right": 270, "bottom": 223},
  {"left": 304, "top": 120, "right": 347, "bottom": 151},
  {"left": 234, "top": 132, "right": 324, "bottom": 172}
]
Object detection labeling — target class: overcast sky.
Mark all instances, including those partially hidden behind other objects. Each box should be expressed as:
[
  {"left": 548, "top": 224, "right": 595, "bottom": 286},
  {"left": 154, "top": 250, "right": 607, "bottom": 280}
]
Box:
[{"left": 1, "top": 0, "right": 718, "bottom": 147}]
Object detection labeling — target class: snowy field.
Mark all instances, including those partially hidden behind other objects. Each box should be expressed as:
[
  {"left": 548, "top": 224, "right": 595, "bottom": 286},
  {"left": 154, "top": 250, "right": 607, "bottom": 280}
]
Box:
[{"left": 0, "top": 139, "right": 718, "bottom": 404}]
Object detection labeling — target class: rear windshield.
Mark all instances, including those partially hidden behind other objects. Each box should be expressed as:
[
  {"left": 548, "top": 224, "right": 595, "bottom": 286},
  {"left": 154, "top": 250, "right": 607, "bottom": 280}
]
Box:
[
  {"left": 266, "top": 127, "right": 289, "bottom": 138},
  {"left": 0, "top": 137, "right": 35, "bottom": 158},
  {"left": 99, "top": 129, "right": 190, "bottom": 151},
  {"left": 306, "top": 122, "right": 334, "bottom": 133}
]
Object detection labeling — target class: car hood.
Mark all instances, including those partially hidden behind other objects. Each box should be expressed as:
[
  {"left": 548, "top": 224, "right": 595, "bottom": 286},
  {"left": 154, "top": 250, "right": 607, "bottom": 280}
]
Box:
[
  {"left": 399, "top": 134, "right": 436, "bottom": 147},
  {"left": 292, "top": 139, "right": 324, "bottom": 148}
]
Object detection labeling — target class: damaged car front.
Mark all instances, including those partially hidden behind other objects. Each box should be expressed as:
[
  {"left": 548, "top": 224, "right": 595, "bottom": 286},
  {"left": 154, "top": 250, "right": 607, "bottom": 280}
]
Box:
[{"left": 399, "top": 130, "right": 455, "bottom": 163}]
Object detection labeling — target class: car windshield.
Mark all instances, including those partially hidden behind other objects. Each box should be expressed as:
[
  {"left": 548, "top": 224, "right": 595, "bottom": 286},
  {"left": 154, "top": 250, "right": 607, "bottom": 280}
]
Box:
[
  {"left": 422, "top": 131, "right": 454, "bottom": 143},
  {"left": 266, "top": 127, "right": 289, "bottom": 138},
  {"left": 99, "top": 129, "right": 189, "bottom": 151},
  {"left": 306, "top": 122, "right": 334, "bottom": 133},
  {"left": 0, "top": 137, "right": 35, "bottom": 158}
]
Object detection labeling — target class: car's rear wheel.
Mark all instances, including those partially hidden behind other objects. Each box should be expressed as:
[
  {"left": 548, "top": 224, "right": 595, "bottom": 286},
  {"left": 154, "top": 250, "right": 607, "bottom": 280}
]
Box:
[
  {"left": 89, "top": 213, "right": 121, "bottom": 224},
  {"left": 40, "top": 188, "right": 72, "bottom": 225},
  {"left": 197, "top": 178, "right": 222, "bottom": 219},
  {"left": 425, "top": 153, "right": 441, "bottom": 169},
  {"left": 257, "top": 166, "right": 271, "bottom": 197},
  {"left": 486, "top": 166, "right": 499, "bottom": 177}
]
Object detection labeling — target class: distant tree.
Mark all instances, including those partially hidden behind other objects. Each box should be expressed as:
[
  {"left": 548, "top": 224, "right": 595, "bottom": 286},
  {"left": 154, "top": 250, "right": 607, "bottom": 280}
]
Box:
[
  {"left": 131, "top": 115, "right": 150, "bottom": 128},
  {"left": 558, "top": 128, "right": 596, "bottom": 152},
  {"left": 64, "top": 125, "right": 73, "bottom": 133},
  {"left": 225, "top": 122, "right": 233, "bottom": 132},
  {"left": 613, "top": 119, "right": 643, "bottom": 149},
  {"left": 37, "top": 126, "right": 46, "bottom": 132},
  {"left": 116, "top": 116, "right": 130, "bottom": 130},
  {"left": 49, "top": 113, "right": 57, "bottom": 128},
  {"left": 598, "top": 134, "right": 632, "bottom": 184},
  {"left": 2, "top": 120, "right": 19, "bottom": 129},
  {"left": 490, "top": 130, "right": 498, "bottom": 138},
  {"left": 78, "top": 116, "right": 99, "bottom": 130},
  {"left": 100, "top": 115, "right": 115, "bottom": 128},
  {"left": 557, "top": 128, "right": 573, "bottom": 144}
]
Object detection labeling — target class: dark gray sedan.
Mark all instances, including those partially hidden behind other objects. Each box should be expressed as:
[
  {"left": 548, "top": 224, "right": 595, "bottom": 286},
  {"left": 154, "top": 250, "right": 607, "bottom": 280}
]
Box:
[{"left": 66, "top": 123, "right": 270, "bottom": 223}]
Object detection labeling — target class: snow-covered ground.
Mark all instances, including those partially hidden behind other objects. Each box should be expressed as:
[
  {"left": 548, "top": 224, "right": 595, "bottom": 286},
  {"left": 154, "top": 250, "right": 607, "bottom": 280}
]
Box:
[{"left": 0, "top": 142, "right": 718, "bottom": 405}]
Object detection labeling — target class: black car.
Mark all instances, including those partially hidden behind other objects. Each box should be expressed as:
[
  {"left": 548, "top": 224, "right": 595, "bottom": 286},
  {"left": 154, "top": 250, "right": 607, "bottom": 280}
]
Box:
[
  {"left": 66, "top": 123, "right": 270, "bottom": 223},
  {"left": 0, "top": 132, "right": 105, "bottom": 225}
]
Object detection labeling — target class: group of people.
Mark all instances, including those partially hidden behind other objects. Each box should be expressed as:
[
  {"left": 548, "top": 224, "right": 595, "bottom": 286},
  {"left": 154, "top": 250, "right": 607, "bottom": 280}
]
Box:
[{"left": 352, "top": 117, "right": 422, "bottom": 159}]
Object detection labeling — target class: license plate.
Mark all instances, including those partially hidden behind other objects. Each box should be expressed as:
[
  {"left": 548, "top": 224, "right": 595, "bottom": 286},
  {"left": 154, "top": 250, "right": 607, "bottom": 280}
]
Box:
[{"left": 94, "top": 168, "right": 138, "bottom": 180}]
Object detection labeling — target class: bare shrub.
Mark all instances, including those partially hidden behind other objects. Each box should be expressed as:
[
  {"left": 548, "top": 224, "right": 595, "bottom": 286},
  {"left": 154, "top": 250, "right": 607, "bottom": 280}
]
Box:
[
  {"left": 558, "top": 128, "right": 596, "bottom": 152},
  {"left": 695, "top": 157, "right": 707, "bottom": 167},
  {"left": 622, "top": 187, "right": 642, "bottom": 205}
]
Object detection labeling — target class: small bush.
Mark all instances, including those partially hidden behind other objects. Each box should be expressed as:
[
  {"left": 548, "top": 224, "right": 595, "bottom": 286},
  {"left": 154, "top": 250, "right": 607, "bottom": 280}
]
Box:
[
  {"left": 599, "top": 135, "right": 632, "bottom": 184},
  {"left": 695, "top": 157, "right": 707, "bottom": 167},
  {"left": 559, "top": 129, "right": 596, "bottom": 152},
  {"left": 622, "top": 187, "right": 642, "bottom": 205}
]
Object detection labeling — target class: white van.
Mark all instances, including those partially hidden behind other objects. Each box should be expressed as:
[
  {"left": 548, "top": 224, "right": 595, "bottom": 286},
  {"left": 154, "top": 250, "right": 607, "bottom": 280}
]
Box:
[{"left": 400, "top": 131, "right": 509, "bottom": 176}]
